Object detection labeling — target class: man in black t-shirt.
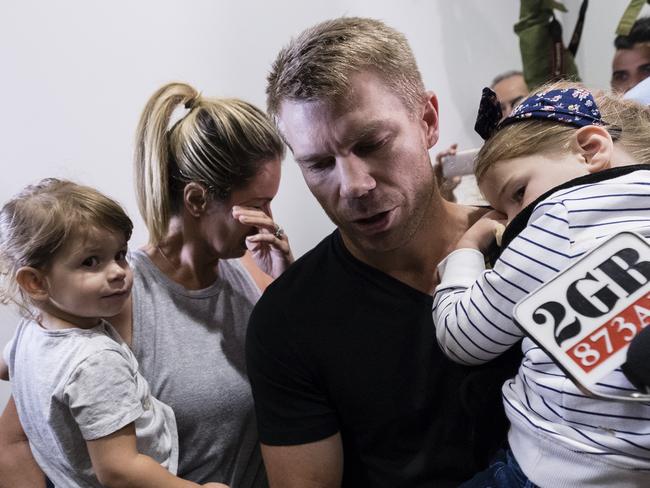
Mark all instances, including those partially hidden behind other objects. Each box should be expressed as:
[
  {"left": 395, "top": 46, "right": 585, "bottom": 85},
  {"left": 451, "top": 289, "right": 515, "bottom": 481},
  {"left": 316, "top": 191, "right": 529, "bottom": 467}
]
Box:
[{"left": 246, "top": 17, "right": 521, "bottom": 487}]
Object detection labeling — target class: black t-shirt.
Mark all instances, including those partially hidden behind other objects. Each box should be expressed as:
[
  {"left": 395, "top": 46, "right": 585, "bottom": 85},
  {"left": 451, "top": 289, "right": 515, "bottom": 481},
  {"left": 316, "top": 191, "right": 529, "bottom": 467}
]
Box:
[{"left": 246, "top": 231, "right": 521, "bottom": 487}]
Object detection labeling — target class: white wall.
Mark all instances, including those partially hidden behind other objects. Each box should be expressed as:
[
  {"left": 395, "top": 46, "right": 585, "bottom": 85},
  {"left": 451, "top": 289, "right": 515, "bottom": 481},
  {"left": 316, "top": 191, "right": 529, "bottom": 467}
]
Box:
[{"left": 0, "top": 0, "right": 638, "bottom": 406}]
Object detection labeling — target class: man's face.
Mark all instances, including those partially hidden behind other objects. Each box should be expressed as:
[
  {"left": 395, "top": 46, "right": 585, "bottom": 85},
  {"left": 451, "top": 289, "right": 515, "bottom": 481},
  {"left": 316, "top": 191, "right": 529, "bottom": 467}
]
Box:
[
  {"left": 492, "top": 74, "right": 528, "bottom": 120},
  {"left": 277, "top": 71, "right": 439, "bottom": 256},
  {"left": 611, "top": 43, "right": 650, "bottom": 93}
]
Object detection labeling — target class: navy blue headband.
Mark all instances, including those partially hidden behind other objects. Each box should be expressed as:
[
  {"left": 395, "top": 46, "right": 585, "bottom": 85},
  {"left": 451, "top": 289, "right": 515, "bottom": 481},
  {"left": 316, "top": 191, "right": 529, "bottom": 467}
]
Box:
[{"left": 475, "top": 86, "right": 604, "bottom": 140}]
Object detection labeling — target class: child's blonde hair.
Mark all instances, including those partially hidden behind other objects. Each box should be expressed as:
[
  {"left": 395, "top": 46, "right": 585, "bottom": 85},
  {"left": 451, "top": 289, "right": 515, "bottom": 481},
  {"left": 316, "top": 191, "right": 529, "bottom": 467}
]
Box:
[
  {"left": 474, "top": 80, "right": 650, "bottom": 182},
  {"left": 596, "top": 90, "right": 650, "bottom": 165},
  {"left": 0, "top": 178, "right": 133, "bottom": 315},
  {"left": 134, "top": 82, "right": 285, "bottom": 245}
]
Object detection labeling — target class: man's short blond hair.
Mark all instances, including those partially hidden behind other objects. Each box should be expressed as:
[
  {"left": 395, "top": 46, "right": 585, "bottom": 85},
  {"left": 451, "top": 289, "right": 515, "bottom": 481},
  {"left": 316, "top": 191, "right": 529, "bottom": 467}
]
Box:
[{"left": 266, "top": 17, "right": 426, "bottom": 119}]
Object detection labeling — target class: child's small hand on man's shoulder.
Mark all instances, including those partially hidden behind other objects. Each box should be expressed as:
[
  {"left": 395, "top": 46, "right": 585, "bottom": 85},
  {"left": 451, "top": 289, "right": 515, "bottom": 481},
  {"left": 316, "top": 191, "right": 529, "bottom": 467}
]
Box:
[{"left": 456, "top": 210, "right": 507, "bottom": 254}]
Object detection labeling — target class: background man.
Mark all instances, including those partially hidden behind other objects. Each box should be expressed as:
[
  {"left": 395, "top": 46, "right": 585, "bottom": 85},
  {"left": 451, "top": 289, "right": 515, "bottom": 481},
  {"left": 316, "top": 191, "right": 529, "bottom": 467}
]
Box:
[
  {"left": 612, "top": 16, "right": 650, "bottom": 93},
  {"left": 246, "top": 17, "right": 521, "bottom": 488},
  {"left": 490, "top": 70, "right": 529, "bottom": 119}
]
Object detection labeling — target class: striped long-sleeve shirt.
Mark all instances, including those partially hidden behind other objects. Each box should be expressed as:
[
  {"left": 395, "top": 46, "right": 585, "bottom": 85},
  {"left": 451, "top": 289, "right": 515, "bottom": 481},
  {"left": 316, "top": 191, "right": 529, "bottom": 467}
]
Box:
[{"left": 432, "top": 170, "right": 650, "bottom": 487}]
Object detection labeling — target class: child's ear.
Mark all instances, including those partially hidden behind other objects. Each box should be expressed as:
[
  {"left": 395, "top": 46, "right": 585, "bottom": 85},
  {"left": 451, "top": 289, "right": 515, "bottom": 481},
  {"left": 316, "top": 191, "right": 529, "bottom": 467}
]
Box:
[
  {"left": 183, "top": 182, "right": 209, "bottom": 217},
  {"left": 15, "top": 267, "right": 49, "bottom": 302},
  {"left": 575, "top": 125, "right": 614, "bottom": 173}
]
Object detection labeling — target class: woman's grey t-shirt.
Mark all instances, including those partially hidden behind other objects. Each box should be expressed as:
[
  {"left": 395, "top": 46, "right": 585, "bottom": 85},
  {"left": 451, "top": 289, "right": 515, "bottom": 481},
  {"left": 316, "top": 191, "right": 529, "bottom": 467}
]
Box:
[{"left": 129, "top": 250, "right": 266, "bottom": 486}]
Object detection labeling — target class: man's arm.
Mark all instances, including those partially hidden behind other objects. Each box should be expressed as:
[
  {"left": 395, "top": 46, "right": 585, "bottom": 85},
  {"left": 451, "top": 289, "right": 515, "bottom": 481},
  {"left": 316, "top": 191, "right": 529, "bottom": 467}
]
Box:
[
  {"left": 246, "top": 295, "right": 344, "bottom": 487},
  {"left": 0, "top": 396, "right": 46, "bottom": 488},
  {"left": 261, "top": 434, "right": 343, "bottom": 488}
]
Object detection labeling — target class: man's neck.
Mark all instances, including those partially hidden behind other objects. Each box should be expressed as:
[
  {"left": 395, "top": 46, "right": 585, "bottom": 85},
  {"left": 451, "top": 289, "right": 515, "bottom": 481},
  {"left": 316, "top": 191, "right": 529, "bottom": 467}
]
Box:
[{"left": 344, "top": 200, "right": 486, "bottom": 295}]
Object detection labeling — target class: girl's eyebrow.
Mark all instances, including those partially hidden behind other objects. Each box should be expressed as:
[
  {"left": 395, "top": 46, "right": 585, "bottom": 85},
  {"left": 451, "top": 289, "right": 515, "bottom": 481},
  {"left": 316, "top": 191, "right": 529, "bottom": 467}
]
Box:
[
  {"left": 497, "top": 175, "right": 516, "bottom": 200},
  {"left": 72, "top": 247, "right": 102, "bottom": 257}
]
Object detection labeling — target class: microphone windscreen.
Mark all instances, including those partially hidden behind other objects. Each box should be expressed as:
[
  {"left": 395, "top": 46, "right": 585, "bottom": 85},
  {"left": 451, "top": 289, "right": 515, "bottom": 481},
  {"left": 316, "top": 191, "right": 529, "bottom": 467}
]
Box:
[{"left": 622, "top": 326, "right": 650, "bottom": 392}]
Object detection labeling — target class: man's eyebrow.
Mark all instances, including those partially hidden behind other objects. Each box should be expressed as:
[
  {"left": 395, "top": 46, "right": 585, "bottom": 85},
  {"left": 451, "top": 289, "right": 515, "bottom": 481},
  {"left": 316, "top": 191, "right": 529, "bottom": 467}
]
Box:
[
  {"left": 294, "top": 121, "right": 391, "bottom": 163},
  {"left": 339, "top": 120, "right": 392, "bottom": 147}
]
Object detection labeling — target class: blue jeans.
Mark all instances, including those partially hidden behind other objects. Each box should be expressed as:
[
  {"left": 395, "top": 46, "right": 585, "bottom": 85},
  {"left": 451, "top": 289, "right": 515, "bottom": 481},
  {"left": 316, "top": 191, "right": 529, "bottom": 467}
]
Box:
[{"left": 458, "top": 449, "right": 538, "bottom": 488}]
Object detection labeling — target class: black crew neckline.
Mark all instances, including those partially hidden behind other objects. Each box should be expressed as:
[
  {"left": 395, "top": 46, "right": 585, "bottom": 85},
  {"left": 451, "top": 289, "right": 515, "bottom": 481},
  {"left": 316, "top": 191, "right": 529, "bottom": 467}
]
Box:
[{"left": 330, "top": 229, "right": 433, "bottom": 303}]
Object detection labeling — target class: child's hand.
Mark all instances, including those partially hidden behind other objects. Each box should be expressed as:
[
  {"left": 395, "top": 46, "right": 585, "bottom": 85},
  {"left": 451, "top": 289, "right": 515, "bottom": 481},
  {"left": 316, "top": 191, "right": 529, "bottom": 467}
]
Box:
[
  {"left": 456, "top": 210, "right": 507, "bottom": 253},
  {"left": 203, "top": 483, "right": 229, "bottom": 487}
]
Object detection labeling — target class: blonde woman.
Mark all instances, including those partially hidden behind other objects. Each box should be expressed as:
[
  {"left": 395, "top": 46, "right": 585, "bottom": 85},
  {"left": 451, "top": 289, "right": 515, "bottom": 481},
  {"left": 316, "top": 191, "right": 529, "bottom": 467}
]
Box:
[{"left": 1, "top": 82, "right": 291, "bottom": 487}]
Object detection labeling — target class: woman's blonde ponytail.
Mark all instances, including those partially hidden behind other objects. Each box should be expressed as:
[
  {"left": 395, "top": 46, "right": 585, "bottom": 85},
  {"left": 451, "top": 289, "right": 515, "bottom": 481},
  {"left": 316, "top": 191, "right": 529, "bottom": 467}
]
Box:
[{"left": 134, "top": 82, "right": 199, "bottom": 245}]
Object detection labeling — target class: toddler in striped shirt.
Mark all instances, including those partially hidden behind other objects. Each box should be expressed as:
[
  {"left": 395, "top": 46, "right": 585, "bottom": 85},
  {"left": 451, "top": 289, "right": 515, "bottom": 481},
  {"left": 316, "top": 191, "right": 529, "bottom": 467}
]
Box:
[{"left": 433, "top": 82, "right": 650, "bottom": 487}]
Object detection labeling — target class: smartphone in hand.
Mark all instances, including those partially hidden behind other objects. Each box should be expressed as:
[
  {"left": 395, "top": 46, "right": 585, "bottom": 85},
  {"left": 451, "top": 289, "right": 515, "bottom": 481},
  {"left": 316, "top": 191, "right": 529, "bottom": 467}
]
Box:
[{"left": 440, "top": 148, "right": 479, "bottom": 178}]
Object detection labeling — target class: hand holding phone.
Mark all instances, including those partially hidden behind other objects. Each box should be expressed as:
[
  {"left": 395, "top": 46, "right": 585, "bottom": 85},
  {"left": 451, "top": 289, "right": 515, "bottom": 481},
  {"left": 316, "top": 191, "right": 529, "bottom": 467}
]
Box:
[{"left": 440, "top": 148, "right": 479, "bottom": 178}]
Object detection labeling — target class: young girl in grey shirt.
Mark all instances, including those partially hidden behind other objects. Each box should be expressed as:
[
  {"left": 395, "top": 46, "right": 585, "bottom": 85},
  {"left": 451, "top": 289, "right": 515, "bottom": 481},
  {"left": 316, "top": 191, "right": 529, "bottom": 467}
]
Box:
[{"left": 0, "top": 178, "right": 225, "bottom": 488}]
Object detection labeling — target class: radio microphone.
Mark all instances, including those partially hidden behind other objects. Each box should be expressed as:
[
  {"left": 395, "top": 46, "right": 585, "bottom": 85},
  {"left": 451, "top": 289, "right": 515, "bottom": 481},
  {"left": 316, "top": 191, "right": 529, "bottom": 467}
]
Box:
[{"left": 622, "top": 326, "right": 650, "bottom": 393}]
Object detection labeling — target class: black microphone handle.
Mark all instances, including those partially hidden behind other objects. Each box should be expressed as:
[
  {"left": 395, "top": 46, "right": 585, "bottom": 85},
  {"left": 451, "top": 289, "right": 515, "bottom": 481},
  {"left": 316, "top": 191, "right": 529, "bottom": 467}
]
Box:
[{"left": 622, "top": 325, "right": 650, "bottom": 393}]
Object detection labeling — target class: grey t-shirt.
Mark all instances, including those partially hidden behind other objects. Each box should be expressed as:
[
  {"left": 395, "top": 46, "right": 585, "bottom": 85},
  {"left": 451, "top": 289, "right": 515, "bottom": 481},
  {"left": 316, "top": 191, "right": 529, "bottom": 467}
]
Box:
[
  {"left": 129, "top": 250, "right": 266, "bottom": 486},
  {"left": 4, "top": 319, "right": 178, "bottom": 487}
]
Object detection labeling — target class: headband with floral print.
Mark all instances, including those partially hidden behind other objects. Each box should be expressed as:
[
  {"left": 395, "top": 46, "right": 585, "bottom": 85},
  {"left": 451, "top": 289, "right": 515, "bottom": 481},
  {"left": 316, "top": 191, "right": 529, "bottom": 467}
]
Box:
[{"left": 474, "top": 86, "right": 603, "bottom": 141}]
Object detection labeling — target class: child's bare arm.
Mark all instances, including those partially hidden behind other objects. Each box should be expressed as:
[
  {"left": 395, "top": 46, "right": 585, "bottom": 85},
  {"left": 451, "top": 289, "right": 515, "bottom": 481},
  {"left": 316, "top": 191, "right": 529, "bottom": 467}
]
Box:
[
  {"left": 0, "top": 397, "right": 46, "bottom": 488},
  {"left": 87, "top": 423, "right": 227, "bottom": 488}
]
